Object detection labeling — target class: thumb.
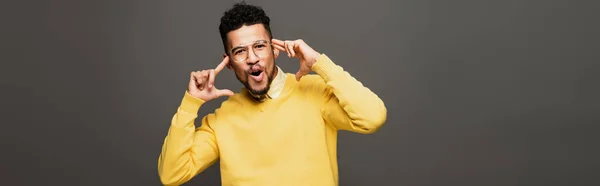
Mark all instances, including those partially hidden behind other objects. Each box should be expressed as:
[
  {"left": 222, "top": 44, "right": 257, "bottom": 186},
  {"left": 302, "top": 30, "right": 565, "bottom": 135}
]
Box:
[
  {"left": 295, "top": 71, "right": 303, "bottom": 81},
  {"left": 216, "top": 89, "right": 235, "bottom": 97}
]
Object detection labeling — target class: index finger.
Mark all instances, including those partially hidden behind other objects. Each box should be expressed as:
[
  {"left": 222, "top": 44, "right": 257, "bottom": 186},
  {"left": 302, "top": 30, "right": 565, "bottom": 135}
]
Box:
[
  {"left": 214, "top": 55, "right": 229, "bottom": 74},
  {"left": 271, "top": 38, "right": 285, "bottom": 47}
]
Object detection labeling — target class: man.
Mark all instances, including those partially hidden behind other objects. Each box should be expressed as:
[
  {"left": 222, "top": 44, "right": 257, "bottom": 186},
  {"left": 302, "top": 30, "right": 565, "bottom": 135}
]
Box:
[{"left": 158, "top": 2, "right": 387, "bottom": 186}]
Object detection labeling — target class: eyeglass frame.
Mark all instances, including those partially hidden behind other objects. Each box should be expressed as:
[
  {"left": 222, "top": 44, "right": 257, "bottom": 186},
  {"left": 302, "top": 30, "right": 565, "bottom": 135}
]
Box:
[{"left": 227, "top": 40, "right": 275, "bottom": 63}]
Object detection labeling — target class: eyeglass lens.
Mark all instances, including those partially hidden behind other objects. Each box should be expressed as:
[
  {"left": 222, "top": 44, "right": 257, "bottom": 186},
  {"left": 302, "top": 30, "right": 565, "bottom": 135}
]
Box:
[{"left": 230, "top": 40, "right": 271, "bottom": 62}]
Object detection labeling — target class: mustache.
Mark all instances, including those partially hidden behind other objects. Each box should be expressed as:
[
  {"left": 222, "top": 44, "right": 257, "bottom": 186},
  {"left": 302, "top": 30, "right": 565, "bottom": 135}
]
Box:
[{"left": 248, "top": 64, "right": 264, "bottom": 73}]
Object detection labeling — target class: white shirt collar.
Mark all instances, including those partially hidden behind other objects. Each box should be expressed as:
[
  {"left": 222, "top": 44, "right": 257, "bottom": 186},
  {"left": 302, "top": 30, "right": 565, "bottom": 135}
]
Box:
[{"left": 267, "top": 66, "right": 286, "bottom": 99}]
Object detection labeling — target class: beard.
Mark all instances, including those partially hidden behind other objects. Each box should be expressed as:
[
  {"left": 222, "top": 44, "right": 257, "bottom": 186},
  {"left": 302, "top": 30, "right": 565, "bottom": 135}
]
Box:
[
  {"left": 235, "top": 64, "right": 277, "bottom": 97},
  {"left": 245, "top": 80, "right": 270, "bottom": 95}
]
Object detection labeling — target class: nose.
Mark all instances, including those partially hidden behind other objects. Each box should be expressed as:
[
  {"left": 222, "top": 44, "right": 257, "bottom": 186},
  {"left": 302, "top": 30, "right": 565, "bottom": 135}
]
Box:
[{"left": 246, "top": 49, "right": 260, "bottom": 65}]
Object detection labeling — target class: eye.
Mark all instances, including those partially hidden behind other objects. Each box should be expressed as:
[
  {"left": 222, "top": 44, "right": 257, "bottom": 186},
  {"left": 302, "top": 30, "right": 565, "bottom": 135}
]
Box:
[
  {"left": 254, "top": 44, "right": 266, "bottom": 49},
  {"left": 233, "top": 49, "right": 246, "bottom": 55}
]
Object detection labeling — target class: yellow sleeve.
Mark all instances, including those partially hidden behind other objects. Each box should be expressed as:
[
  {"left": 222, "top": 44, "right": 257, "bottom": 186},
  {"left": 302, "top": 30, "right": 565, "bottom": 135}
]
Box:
[
  {"left": 157, "top": 92, "right": 219, "bottom": 185},
  {"left": 311, "top": 54, "right": 387, "bottom": 134}
]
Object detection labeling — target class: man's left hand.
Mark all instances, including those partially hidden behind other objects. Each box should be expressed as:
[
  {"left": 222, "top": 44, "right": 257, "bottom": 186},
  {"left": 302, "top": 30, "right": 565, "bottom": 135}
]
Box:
[{"left": 272, "top": 39, "right": 321, "bottom": 81}]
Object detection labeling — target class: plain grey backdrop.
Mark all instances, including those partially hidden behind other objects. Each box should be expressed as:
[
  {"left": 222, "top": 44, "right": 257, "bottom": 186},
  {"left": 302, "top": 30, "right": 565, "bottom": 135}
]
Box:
[{"left": 1, "top": 0, "right": 599, "bottom": 185}]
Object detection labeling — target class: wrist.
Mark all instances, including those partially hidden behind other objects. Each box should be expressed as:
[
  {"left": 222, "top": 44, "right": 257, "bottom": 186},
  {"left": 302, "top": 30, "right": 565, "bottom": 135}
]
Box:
[
  {"left": 307, "top": 51, "right": 321, "bottom": 68},
  {"left": 180, "top": 91, "right": 206, "bottom": 114},
  {"left": 310, "top": 54, "right": 342, "bottom": 81}
]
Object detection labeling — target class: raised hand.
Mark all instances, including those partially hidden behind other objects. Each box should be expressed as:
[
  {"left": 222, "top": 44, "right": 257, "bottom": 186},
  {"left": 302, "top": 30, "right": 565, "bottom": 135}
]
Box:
[
  {"left": 188, "top": 56, "right": 235, "bottom": 101},
  {"left": 272, "top": 39, "right": 321, "bottom": 81}
]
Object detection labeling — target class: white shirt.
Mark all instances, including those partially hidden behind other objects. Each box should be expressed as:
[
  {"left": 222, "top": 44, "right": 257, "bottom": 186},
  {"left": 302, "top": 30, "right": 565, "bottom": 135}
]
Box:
[{"left": 266, "top": 66, "right": 287, "bottom": 99}]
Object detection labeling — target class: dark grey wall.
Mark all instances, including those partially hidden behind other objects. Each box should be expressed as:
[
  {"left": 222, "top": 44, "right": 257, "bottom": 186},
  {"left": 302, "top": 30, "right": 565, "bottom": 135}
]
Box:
[{"left": 1, "top": 0, "right": 598, "bottom": 185}]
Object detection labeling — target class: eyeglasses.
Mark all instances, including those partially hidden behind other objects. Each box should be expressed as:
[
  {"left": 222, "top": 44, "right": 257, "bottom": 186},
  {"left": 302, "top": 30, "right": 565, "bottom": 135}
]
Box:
[{"left": 228, "top": 40, "right": 273, "bottom": 63}]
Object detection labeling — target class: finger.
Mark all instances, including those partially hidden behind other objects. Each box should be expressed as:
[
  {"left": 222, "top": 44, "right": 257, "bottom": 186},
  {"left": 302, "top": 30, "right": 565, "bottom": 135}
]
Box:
[
  {"left": 285, "top": 42, "right": 292, "bottom": 57},
  {"left": 208, "top": 69, "right": 215, "bottom": 88},
  {"left": 196, "top": 71, "right": 208, "bottom": 90},
  {"left": 271, "top": 38, "right": 285, "bottom": 47},
  {"left": 295, "top": 71, "right": 303, "bottom": 81},
  {"left": 214, "top": 56, "right": 229, "bottom": 75},
  {"left": 201, "top": 71, "right": 210, "bottom": 89},
  {"left": 192, "top": 71, "right": 202, "bottom": 86},
  {"left": 216, "top": 88, "right": 235, "bottom": 97},
  {"left": 288, "top": 41, "right": 296, "bottom": 57},
  {"left": 273, "top": 44, "right": 286, "bottom": 52},
  {"left": 295, "top": 67, "right": 310, "bottom": 81},
  {"left": 189, "top": 72, "right": 198, "bottom": 90}
]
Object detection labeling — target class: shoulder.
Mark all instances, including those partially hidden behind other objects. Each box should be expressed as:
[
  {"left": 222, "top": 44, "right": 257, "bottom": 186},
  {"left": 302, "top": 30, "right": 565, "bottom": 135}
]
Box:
[
  {"left": 292, "top": 73, "right": 331, "bottom": 98},
  {"left": 296, "top": 74, "right": 326, "bottom": 89}
]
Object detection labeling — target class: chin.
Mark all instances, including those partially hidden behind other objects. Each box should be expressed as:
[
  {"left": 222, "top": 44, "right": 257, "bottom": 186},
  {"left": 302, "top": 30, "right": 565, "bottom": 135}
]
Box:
[
  {"left": 248, "top": 82, "right": 269, "bottom": 95},
  {"left": 236, "top": 68, "right": 274, "bottom": 96}
]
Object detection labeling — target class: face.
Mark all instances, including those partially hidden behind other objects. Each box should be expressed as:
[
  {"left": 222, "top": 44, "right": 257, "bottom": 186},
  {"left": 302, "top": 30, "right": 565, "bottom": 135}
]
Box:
[{"left": 225, "top": 24, "right": 279, "bottom": 96}]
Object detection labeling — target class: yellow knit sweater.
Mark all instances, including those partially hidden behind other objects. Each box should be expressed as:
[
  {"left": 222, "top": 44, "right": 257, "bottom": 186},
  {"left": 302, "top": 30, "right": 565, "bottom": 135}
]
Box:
[{"left": 158, "top": 54, "right": 387, "bottom": 186}]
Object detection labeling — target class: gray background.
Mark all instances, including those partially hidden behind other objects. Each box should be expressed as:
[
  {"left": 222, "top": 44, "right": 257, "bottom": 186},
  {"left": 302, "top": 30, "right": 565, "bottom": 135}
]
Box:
[{"left": 1, "top": 0, "right": 599, "bottom": 185}]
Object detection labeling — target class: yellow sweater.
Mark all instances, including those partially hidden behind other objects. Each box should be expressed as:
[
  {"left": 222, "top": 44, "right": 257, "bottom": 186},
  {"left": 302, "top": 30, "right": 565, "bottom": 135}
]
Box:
[{"left": 158, "top": 54, "right": 387, "bottom": 186}]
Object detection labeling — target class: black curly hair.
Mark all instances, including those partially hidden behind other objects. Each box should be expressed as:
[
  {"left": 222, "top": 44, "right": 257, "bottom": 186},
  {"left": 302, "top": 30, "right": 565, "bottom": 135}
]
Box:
[{"left": 219, "top": 2, "right": 273, "bottom": 54}]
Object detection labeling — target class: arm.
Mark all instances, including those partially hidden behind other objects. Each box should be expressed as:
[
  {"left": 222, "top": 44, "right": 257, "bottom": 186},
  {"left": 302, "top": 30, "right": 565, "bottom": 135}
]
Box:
[
  {"left": 271, "top": 39, "right": 387, "bottom": 134},
  {"left": 157, "top": 92, "right": 219, "bottom": 185},
  {"left": 312, "top": 54, "right": 387, "bottom": 134}
]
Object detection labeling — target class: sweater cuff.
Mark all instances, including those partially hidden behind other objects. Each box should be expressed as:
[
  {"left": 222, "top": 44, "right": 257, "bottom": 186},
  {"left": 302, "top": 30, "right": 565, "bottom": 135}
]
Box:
[
  {"left": 311, "top": 54, "right": 343, "bottom": 82},
  {"left": 180, "top": 91, "right": 206, "bottom": 114}
]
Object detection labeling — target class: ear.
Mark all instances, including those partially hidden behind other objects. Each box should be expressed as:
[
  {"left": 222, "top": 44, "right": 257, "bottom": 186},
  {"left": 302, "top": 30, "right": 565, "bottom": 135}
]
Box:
[
  {"left": 223, "top": 53, "right": 233, "bottom": 69},
  {"left": 273, "top": 46, "right": 280, "bottom": 59}
]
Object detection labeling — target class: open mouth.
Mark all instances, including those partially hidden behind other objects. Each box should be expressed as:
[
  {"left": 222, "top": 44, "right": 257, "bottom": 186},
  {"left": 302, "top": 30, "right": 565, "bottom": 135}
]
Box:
[
  {"left": 248, "top": 67, "right": 265, "bottom": 82},
  {"left": 250, "top": 70, "right": 263, "bottom": 76}
]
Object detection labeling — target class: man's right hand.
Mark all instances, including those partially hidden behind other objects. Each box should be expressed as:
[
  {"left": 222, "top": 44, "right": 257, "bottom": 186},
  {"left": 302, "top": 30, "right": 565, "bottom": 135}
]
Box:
[{"left": 188, "top": 56, "right": 235, "bottom": 101}]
